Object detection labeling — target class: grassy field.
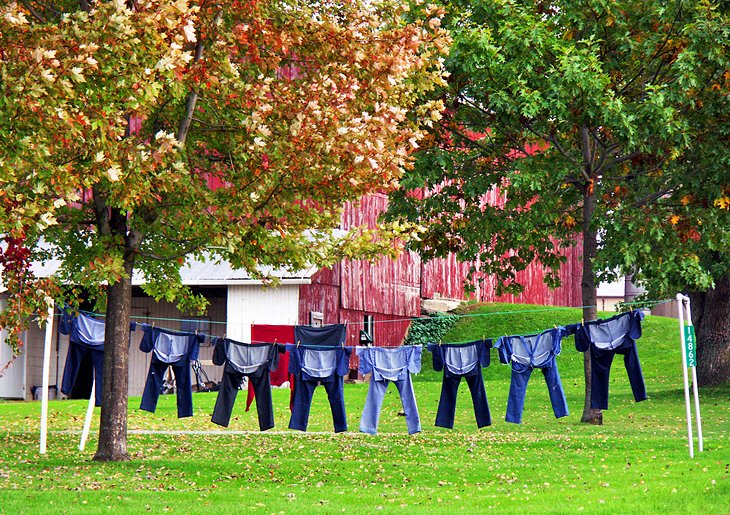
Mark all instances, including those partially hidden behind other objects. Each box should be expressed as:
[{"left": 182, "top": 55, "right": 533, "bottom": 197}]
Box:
[{"left": 0, "top": 303, "right": 728, "bottom": 514}]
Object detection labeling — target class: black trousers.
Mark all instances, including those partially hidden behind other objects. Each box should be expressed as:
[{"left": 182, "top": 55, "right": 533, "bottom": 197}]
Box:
[
  {"left": 435, "top": 370, "right": 491, "bottom": 429},
  {"left": 212, "top": 366, "right": 274, "bottom": 430},
  {"left": 590, "top": 342, "right": 647, "bottom": 409}
]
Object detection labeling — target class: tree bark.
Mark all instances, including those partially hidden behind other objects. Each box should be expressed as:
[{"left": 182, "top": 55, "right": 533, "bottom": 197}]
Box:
[
  {"left": 93, "top": 259, "right": 133, "bottom": 461},
  {"left": 690, "top": 274, "right": 730, "bottom": 386},
  {"left": 579, "top": 175, "right": 602, "bottom": 424},
  {"left": 93, "top": 208, "right": 138, "bottom": 462}
]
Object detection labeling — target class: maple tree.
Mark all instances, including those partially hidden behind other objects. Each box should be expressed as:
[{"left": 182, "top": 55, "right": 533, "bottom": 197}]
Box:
[
  {"left": 0, "top": 0, "right": 448, "bottom": 460},
  {"left": 386, "top": 0, "right": 730, "bottom": 422}
]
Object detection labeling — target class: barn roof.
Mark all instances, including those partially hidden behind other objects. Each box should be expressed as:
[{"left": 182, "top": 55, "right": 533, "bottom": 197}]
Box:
[{"left": 1, "top": 253, "right": 316, "bottom": 291}]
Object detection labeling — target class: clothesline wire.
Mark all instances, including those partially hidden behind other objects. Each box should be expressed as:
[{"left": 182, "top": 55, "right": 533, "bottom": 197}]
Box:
[{"left": 54, "top": 299, "right": 672, "bottom": 346}]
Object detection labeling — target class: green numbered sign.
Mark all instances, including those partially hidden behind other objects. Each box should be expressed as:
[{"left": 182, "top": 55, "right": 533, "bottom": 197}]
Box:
[{"left": 684, "top": 325, "right": 697, "bottom": 368}]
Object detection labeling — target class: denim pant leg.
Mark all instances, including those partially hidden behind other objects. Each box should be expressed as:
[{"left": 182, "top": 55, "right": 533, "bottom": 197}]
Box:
[
  {"left": 289, "top": 375, "right": 316, "bottom": 431},
  {"left": 140, "top": 360, "right": 166, "bottom": 413},
  {"left": 61, "top": 342, "right": 84, "bottom": 398},
  {"left": 250, "top": 368, "right": 275, "bottom": 431},
  {"left": 395, "top": 373, "right": 421, "bottom": 434},
  {"left": 323, "top": 375, "right": 347, "bottom": 433},
  {"left": 590, "top": 347, "right": 615, "bottom": 410},
  {"left": 506, "top": 366, "right": 533, "bottom": 424},
  {"left": 435, "top": 374, "right": 461, "bottom": 429},
  {"left": 622, "top": 344, "right": 647, "bottom": 402},
  {"left": 90, "top": 348, "right": 105, "bottom": 407},
  {"left": 172, "top": 361, "right": 193, "bottom": 418},
  {"left": 211, "top": 370, "right": 243, "bottom": 427},
  {"left": 542, "top": 364, "right": 569, "bottom": 419},
  {"left": 360, "top": 379, "right": 388, "bottom": 435},
  {"left": 465, "top": 371, "right": 491, "bottom": 428}
]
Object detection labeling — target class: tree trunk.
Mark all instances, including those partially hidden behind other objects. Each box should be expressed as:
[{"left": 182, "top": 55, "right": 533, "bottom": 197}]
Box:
[
  {"left": 93, "top": 208, "right": 138, "bottom": 462},
  {"left": 93, "top": 259, "right": 133, "bottom": 461},
  {"left": 579, "top": 178, "right": 602, "bottom": 424},
  {"left": 690, "top": 274, "right": 730, "bottom": 386}
]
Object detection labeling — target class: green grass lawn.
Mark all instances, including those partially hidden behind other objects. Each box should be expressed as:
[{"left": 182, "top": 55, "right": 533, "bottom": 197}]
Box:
[{"left": 1, "top": 303, "right": 728, "bottom": 514}]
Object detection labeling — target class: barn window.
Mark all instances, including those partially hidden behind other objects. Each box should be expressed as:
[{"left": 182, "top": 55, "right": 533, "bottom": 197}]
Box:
[
  {"left": 361, "top": 314, "right": 374, "bottom": 345},
  {"left": 309, "top": 311, "right": 324, "bottom": 326}
]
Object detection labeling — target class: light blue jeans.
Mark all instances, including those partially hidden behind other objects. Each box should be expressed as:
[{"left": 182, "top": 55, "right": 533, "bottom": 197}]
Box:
[
  {"left": 506, "top": 360, "right": 568, "bottom": 424},
  {"left": 360, "top": 373, "right": 421, "bottom": 435}
]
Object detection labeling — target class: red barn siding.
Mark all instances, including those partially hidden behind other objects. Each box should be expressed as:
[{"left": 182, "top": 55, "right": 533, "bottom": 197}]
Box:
[{"left": 340, "top": 255, "right": 420, "bottom": 317}]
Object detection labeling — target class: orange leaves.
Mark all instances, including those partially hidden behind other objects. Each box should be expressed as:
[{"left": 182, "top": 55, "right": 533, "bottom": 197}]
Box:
[{"left": 669, "top": 214, "right": 681, "bottom": 225}]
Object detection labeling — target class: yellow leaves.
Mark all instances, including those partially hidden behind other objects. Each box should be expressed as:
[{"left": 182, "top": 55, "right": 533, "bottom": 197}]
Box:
[
  {"left": 106, "top": 165, "right": 122, "bottom": 182},
  {"left": 680, "top": 194, "right": 693, "bottom": 206},
  {"left": 2, "top": 3, "right": 29, "bottom": 25},
  {"left": 714, "top": 196, "right": 730, "bottom": 210},
  {"left": 669, "top": 215, "right": 680, "bottom": 225},
  {"left": 182, "top": 21, "right": 196, "bottom": 43},
  {"left": 563, "top": 215, "right": 576, "bottom": 228},
  {"left": 70, "top": 67, "right": 86, "bottom": 83}
]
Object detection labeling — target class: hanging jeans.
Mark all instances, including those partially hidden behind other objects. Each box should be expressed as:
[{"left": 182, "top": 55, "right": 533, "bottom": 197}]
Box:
[
  {"left": 495, "top": 328, "right": 569, "bottom": 424},
  {"left": 589, "top": 340, "right": 647, "bottom": 409},
  {"left": 506, "top": 361, "right": 568, "bottom": 423},
  {"left": 140, "top": 356, "right": 194, "bottom": 418},
  {"left": 138, "top": 324, "right": 203, "bottom": 418},
  {"left": 59, "top": 312, "right": 108, "bottom": 406},
  {"left": 287, "top": 344, "right": 351, "bottom": 432},
  {"left": 60, "top": 341, "right": 104, "bottom": 406},
  {"left": 212, "top": 365, "right": 275, "bottom": 430},
  {"left": 571, "top": 310, "right": 647, "bottom": 409},
  {"left": 428, "top": 340, "right": 492, "bottom": 429},
  {"left": 289, "top": 373, "right": 347, "bottom": 432},
  {"left": 211, "top": 339, "right": 283, "bottom": 430},
  {"left": 357, "top": 345, "right": 422, "bottom": 435},
  {"left": 360, "top": 374, "right": 421, "bottom": 434}
]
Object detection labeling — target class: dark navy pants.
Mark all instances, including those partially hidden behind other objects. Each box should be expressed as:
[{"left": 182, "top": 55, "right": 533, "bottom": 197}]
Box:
[
  {"left": 289, "top": 374, "right": 347, "bottom": 433},
  {"left": 591, "top": 342, "right": 647, "bottom": 409},
  {"left": 435, "top": 370, "right": 491, "bottom": 429},
  {"left": 212, "top": 366, "right": 274, "bottom": 430},
  {"left": 506, "top": 363, "right": 568, "bottom": 424},
  {"left": 140, "top": 357, "right": 193, "bottom": 418},
  {"left": 61, "top": 342, "right": 104, "bottom": 406}
]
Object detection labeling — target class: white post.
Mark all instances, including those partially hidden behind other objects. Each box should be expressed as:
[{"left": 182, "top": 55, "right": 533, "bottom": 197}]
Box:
[
  {"left": 682, "top": 296, "right": 704, "bottom": 453},
  {"left": 39, "top": 301, "right": 55, "bottom": 455},
  {"left": 79, "top": 379, "right": 96, "bottom": 451},
  {"left": 676, "top": 293, "right": 694, "bottom": 458}
]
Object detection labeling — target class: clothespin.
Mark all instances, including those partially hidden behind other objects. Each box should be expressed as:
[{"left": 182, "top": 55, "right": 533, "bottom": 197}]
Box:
[
  {"left": 297, "top": 340, "right": 300, "bottom": 348},
  {"left": 438, "top": 340, "right": 442, "bottom": 346},
  {"left": 223, "top": 333, "right": 227, "bottom": 339}
]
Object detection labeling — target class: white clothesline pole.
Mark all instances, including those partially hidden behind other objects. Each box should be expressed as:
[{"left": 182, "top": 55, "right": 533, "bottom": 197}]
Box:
[
  {"left": 79, "top": 379, "right": 96, "bottom": 451},
  {"left": 681, "top": 295, "right": 704, "bottom": 453},
  {"left": 39, "top": 300, "right": 55, "bottom": 455},
  {"left": 676, "top": 293, "right": 703, "bottom": 458}
]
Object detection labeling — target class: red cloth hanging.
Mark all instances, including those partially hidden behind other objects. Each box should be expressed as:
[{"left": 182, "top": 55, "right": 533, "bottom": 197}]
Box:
[{"left": 247, "top": 324, "right": 295, "bottom": 411}]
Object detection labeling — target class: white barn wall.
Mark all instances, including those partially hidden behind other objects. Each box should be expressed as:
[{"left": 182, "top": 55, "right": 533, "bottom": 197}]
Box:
[{"left": 226, "top": 285, "right": 301, "bottom": 343}]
